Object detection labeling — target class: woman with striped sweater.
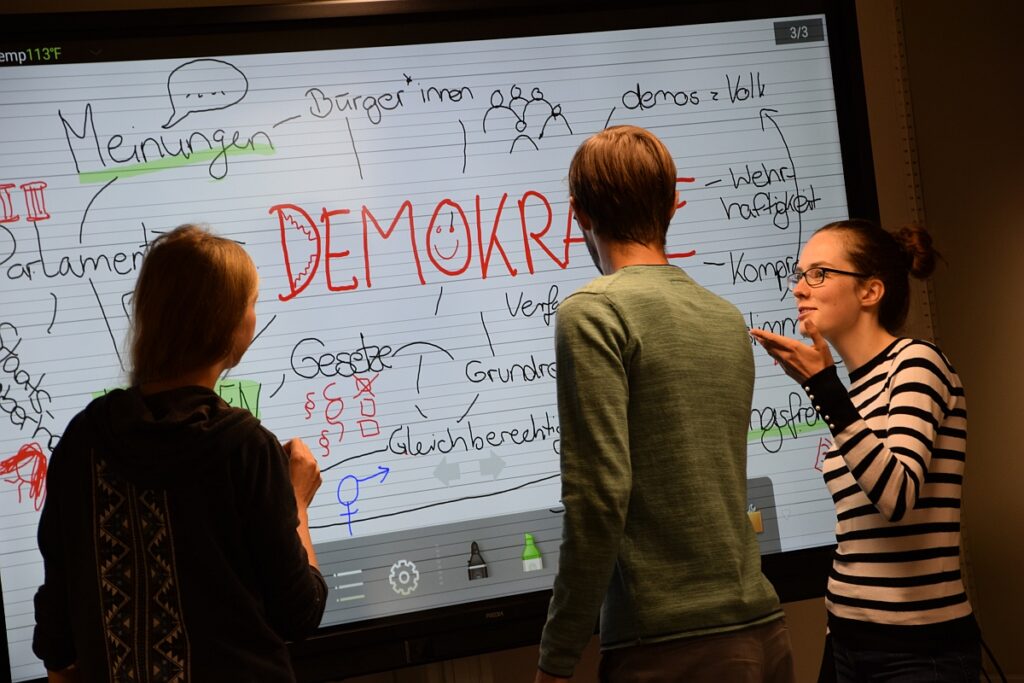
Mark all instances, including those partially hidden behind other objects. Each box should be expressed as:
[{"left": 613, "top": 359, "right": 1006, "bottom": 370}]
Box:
[{"left": 750, "top": 219, "right": 980, "bottom": 682}]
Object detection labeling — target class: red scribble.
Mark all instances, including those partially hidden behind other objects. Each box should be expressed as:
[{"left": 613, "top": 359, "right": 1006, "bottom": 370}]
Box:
[
  {"left": 321, "top": 208, "right": 357, "bottom": 292},
  {"left": 353, "top": 375, "right": 380, "bottom": 438},
  {"left": 273, "top": 185, "right": 698, "bottom": 299},
  {"left": 814, "top": 436, "right": 832, "bottom": 472},
  {"left": 667, "top": 176, "right": 697, "bottom": 259},
  {"left": 361, "top": 201, "right": 421, "bottom": 287},
  {"left": 674, "top": 176, "right": 696, "bottom": 209},
  {"left": 475, "top": 193, "right": 518, "bottom": 279},
  {"left": 360, "top": 398, "right": 376, "bottom": 418},
  {"left": 322, "top": 381, "right": 345, "bottom": 426},
  {"left": 353, "top": 373, "right": 379, "bottom": 399},
  {"left": 426, "top": 199, "right": 472, "bottom": 276},
  {"left": 563, "top": 203, "right": 586, "bottom": 257},
  {"left": 307, "top": 383, "right": 348, "bottom": 450},
  {"left": 271, "top": 203, "right": 321, "bottom": 302},
  {"left": 21, "top": 181, "right": 50, "bottom": 222},
  {"left": 318, "top": 429, "right": 331, "bottom": 458},
  {"left": 357, "top": 419, "right": 381, "bottom": 438},
  {"left": 2, "top": 442, "right": 48, "bottom": 511},
  {"left": 518, "top": 190, "right": 555, "bottom": 274},
  {"left": 0, "top": 183, "right": 19, "bottom": 222}
]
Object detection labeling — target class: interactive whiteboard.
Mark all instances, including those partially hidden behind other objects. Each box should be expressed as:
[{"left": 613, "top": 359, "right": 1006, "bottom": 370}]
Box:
[{"left": 1, "top": 8, "right": 860, "bottom": 681}]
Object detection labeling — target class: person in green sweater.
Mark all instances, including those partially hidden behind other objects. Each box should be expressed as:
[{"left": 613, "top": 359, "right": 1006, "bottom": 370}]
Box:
[{"left": 535, "top": 126, "right": 794, "bottom": 683}]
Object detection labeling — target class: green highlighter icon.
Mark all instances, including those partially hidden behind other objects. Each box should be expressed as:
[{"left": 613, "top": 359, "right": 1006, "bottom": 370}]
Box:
[{"left": 522, "top": 533, "right": 544, "bottom": 572}]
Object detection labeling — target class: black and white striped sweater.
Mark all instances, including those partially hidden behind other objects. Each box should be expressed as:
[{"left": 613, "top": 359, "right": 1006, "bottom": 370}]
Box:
[{"left": 803, "top": 337, "right": 977, "bottom": 648}]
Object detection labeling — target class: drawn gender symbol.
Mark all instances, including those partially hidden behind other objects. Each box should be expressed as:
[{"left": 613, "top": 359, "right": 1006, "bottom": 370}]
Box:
[{"left": 336, "top": 465, "right": 390, "bottom": 536}]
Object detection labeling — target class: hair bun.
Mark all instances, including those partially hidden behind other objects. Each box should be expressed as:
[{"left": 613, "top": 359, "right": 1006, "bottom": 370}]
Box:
[{"left": 894, "top": 224, "right": 938, "bottom": 279}]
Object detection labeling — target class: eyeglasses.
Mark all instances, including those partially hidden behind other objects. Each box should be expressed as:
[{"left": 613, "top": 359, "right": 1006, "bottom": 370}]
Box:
[{"left": 786, "top": 266, "right": 869, "bottom": 290}]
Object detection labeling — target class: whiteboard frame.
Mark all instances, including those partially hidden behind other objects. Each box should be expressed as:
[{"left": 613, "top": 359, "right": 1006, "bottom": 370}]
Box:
[{"left": 0, "top": 0, "right": 878, "bottom": 680}]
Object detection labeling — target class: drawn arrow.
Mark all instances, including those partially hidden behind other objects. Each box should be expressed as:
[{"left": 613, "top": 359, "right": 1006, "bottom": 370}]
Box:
[
  {"left": 337, "top": 465, "right": 390, "bottom": 506},
  {"left": 364, "top": 465, "right": 389, "bottom": 484},
  {"left": 434, "top": 457, "right": 461, "bottom": 486},
  {"left": 759, "top": 107, "right": 803, "bottom": 258},
  {"left": 479, "top": 450, "right": 506, "bottom": 479}
]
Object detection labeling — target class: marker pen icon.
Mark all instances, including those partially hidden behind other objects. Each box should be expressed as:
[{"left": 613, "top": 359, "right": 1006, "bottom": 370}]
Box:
[
  {"left": 747, "top": 504, "right": 764, "bottom": 534},
  {"left": 522, "top": 533, "right": 543, "bottom": 572},
  {"left": 467, "top": 541, "right": 488, "bottom": 580}
]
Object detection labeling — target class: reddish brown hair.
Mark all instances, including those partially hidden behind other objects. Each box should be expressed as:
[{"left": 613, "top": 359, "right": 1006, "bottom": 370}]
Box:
[{"left": 568, "top": 125, "right": 676, "bottom": 248}]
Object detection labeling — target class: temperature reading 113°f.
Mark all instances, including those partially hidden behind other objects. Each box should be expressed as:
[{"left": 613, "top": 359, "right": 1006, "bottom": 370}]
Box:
[{"left": 28, "top": 47, "right": 64, "bottom": 62}]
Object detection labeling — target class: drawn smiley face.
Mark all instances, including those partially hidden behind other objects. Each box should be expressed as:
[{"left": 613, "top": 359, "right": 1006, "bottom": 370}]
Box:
[
  {"left": 425, "top": 201, "right": 472, "bottom": 276},
  {"left": 432, "top": 219, "right": 461, "bottom": 261}
]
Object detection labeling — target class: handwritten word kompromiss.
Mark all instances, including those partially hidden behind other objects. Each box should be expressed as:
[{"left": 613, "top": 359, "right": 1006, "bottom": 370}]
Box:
[{"left": 272, "top": 179, "right": 697, "bottom": 301}]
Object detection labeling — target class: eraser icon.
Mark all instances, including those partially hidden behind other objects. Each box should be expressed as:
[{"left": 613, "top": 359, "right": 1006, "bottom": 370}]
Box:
[
  {"left": 522, "top": 532, "right": 543, "bottom": 572},
  {"left": 747, "top": 504, "right": 764, "bottom": 534},
  {"left": 468, "top": 541, "right": 488, "bottom": 580}
]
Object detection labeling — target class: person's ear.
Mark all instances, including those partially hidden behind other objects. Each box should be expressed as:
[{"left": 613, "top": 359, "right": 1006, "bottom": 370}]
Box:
[
  {"left": 858, "top": 277, "right": 885, "bottom": 309},
  {"left": 570, "top": 197, "right": 593, "bottom": 232}
]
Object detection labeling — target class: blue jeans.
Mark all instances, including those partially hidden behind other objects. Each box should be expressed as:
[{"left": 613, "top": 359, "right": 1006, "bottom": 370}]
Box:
[{"left": 831, "top": 636, "right": 980, "bottom": 682}]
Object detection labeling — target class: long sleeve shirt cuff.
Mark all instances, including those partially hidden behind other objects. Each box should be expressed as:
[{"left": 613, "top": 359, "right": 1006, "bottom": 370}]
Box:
[{"left": 801, "top": 365, "right": 859, "bottom": 435}]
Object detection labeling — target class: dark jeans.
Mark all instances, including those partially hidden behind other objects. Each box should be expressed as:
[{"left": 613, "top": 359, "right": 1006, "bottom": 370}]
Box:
[
  {"left": 599, "top": 617, "right": 796, "bottom": 683},
  {"left": 830, "top": 635, "right": 981, "bottom": 683}
]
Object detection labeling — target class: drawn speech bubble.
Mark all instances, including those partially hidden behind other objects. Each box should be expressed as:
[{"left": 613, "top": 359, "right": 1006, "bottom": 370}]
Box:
[{"left": 162, "top": 59, "right": 249, "bottom": 129}]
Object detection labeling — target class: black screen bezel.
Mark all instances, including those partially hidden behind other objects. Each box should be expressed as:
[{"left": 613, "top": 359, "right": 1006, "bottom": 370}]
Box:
[{"left": 0, "top": 1, "right": 873, "bottom": 680}]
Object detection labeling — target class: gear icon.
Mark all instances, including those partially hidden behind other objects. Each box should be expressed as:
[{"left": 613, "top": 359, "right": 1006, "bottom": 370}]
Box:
[{"left": 388, "top": 559, "right": 419, "bottom": 596}]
